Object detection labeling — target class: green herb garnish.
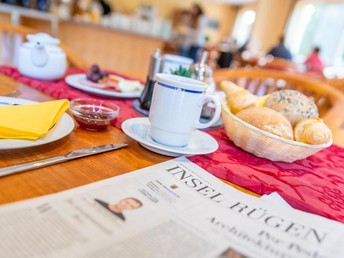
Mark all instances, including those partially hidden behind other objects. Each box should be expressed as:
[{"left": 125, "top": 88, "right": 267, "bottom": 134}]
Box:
[{"left": 170, "top": 66, "right": 192, "bottom": 78}]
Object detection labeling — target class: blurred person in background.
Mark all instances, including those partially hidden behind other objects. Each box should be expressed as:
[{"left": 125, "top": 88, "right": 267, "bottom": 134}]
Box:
[
  {"left": 217, "top": 37, "right": 237, "bottom": 68},
  {"left": 98, "top": 0, "right": 112, "bottom": 16},
  {"left": 304, "top": 46, "right": 324, "bottom": 75},
  {"left": 237, "top": 37, "right": 251, "bottom": 54},
  {"left": 267, "top": 36, "right": 292, "bottom": 60},
  {"left": 179, "top": 3, "right": 207, "bottom": 62},
  {"left": 175, "top": 9, "right": 193, "bottom": 57}
]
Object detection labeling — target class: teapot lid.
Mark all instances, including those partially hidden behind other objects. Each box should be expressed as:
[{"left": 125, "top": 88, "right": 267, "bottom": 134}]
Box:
[
  {"left": 27, "top": 33, "right": 60, "bottom": 45},
  {"left": 23, "top": 33, "right": 63, "bottom": 53}
]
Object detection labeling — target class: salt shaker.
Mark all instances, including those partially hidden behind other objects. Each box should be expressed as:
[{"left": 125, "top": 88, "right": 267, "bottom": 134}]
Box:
[{"left": 190, "top": 51, "right": 215, "bottom": 94}]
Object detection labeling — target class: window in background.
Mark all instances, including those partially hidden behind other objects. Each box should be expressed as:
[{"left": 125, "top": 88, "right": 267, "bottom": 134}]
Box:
[
  {"left": 232, "top": 9, "right": 256, "bottom": 47},
  {"left": 285, "top": 0, "right": 344, "bottom": 66}
]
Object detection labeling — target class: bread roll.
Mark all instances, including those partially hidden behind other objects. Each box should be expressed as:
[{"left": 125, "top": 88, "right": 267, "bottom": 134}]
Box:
[
  {"left": 294, "top": 118, "right": 332, "bottom": 145},
  {"left": 221, "top": 81, "right": 258, "bottom": 114},
  {"left": 236, "top": 107, "right": 294, "bottom": 140},
  {"left": 264, "top": 90, "right": 319, "bottom": 126}
]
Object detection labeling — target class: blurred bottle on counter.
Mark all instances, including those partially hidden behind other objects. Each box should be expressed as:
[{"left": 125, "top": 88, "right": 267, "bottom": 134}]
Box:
[
  {"left": 17, "top": 0, "right": 34, "bottom": 8},
  {"left": 50, "top": 0, "right": 74, "bottom": 18},
  {"left": 5, "top": 0, "right": 50, "bottom": 11},
  {"left": 4, "top": 0, "right": 19, "bottom": 6},
  {"left": 36, "top": 0, "right": 50, "bottom": 11},
  {"left": 97, "top": 0, "right": 112, "bottom": 16},
  {"left": 139, "top": 48, "right": 161, "bottom": 112}
]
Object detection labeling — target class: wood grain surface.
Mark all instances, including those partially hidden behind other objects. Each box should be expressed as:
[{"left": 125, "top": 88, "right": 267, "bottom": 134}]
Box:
[{"left": 0, "top": 80, "right": 258, "bottom": 205}]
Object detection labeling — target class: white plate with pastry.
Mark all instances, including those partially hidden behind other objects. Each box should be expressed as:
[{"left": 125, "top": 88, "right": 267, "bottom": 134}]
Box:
[{"left": 65, "top": 74, "right": 144, "bottom": 99}]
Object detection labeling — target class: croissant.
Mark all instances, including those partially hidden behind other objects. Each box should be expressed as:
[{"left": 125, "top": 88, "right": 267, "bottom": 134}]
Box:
[
  {"left": 221, "top": 81, "right": 258, "bottom": 114},
  {"left": 294, "top": 118, "right": 332, "bottom": 145}
]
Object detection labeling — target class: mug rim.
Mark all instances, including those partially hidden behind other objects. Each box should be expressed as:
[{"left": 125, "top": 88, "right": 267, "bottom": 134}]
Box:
[
  {"left": 162, "top": 54, "right": 193, "bottom": 64},
  {"left": 156, "top": 73, "right": 208, "bottom": 92}
]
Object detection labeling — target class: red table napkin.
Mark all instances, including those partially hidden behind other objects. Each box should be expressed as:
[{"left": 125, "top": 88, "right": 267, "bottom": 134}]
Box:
[{"left": 1, "top": 66, "right": 344, "bottom": 223}]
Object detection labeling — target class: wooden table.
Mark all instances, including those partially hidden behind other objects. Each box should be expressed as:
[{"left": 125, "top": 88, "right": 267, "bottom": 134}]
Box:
[
  {"left": 0, "top": 74, "right": 18, "bottom": 96},
  {"left": 0, "top": 76, "right": 258, "bottom": 205}
]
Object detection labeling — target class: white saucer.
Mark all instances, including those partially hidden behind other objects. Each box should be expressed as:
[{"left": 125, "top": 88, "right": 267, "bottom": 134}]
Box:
[{"left": 122, "top": 117, "right": 218, "bottom": 157}]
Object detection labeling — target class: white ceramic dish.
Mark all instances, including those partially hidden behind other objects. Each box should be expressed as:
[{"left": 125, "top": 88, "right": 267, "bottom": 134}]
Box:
[
  {"left": 121, "top": 117, "right": 218, "bottom": 157},
  {"left": 0, "top": 97, "right": 74, "bottom": 150},
  {"left": 65, "top": 74, "right": 143, "bottom": 99}
]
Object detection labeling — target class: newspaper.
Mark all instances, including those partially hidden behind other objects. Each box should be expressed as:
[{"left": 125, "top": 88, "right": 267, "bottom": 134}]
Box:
[{"left": 0, "top": 157, "right": 343, "bottom": 258}]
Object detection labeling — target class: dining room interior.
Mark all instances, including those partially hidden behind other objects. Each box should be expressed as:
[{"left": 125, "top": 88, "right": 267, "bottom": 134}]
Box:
[{"left": 0, "top": 0, "right": 344, "bottom": 257}]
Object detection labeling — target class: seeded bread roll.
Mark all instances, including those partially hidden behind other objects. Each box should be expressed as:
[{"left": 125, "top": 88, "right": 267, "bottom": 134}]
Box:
[
  {"left": 236, "top": 107, "right": 294, "bottom": 140},
  {"left": 221, "top": 81, "right": 258, "bottom": 114},
  {"left": 294, "top": 118, "right": 332, "bottom": 145},
  {"left": 264, "top": 90, "right": 319, "bottom": 126}
]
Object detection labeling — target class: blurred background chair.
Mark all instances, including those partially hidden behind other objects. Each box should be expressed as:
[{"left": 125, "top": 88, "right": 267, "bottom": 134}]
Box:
[
  {"left": 322, "top": 66, "right": 344, "bottom": 94},
  {"left": 259, "top": 56, "right": 299, "bottom": 73},
  {"left": 214, "top": 68, "right": 344, "bottom": 146},
  {"left": 0, "top": 22, "right": 88, "bottom": 69},
  {"left": 323, "top": 77, "right": 344, "bottom": 94}
]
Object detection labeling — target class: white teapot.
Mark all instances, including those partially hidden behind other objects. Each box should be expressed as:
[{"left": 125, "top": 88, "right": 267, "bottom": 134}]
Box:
[{"left": 18, "top": 33, "right": 67, "bottom": 80}]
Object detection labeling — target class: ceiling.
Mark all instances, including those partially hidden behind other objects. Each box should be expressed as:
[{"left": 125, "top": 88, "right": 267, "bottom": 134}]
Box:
[{"left": 216, "top": 0, "right": 256, "bottom": 5}]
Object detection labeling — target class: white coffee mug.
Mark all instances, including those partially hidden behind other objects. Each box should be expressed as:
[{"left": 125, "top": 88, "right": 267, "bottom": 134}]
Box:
[
  {"left": 149, "top": 74, "right": 221, "bottom": 147},
  {"left": 160, "top": 54, "right": 193, "bottom": 74}
]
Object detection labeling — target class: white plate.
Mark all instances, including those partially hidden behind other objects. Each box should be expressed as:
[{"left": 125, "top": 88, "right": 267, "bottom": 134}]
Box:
[
  {"left": 65, "top": 74, "right": 143, "bottom": 99},
  {"left": 0, "top": 97, "right": 74, "bottom": 150},
  {"left": 122, "top": 117, "right": 218, "bottom": 157}
]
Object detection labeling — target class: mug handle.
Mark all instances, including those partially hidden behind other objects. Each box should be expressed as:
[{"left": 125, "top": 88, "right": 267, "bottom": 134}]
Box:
[{"left": 196, "top": 95, "right": 221, "bottom": 129}]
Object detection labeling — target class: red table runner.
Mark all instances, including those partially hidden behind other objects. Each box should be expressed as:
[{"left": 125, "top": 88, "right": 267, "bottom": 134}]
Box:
[{"left": 1, "top": 66, "right": 344, "bottom": 223}]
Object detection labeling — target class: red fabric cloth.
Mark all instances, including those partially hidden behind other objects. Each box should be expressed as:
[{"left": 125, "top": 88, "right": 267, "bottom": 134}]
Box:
[
  {"left": 1, "top": 66, "right": 344, "bottom": 223},
  {"left": 0, "top": 66, "right": 141, "bottom": 128}
]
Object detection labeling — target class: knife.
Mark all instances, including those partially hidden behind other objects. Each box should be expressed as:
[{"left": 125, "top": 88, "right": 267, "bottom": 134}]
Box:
[{"left": 0, "top": 143, "right": 128, "bottom": 178}]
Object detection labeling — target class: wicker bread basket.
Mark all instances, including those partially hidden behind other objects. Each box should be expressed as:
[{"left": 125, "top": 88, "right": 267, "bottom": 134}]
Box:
[{"left": 221, "top": 102, "right": 332, "bottom": 163}]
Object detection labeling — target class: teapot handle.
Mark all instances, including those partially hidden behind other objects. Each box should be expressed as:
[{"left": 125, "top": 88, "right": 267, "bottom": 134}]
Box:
[{"left": 30, "top": 41, "right": 49, "bottom": 67}]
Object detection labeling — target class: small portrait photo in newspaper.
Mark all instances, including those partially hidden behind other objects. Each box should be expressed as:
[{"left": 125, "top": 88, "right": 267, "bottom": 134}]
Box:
[
  {"left": 218, "top": 247, "right": 248, "bottom": 258},
  {"left": 94, "top": 197, "right": 143, "bottom": 221}
]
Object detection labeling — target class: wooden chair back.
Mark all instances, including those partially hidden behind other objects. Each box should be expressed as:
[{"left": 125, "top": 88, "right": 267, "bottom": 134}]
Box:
[
  {"left": 260, "top": 57, "right": 298, "bottom": 72},
  {"left": 0, "top": 22, "right": 88, "bottom": 69},
  {"left": 322, "top": 77, "right": 344, "bottom": 94},
  {"left": 214, "top": 68, "right": 344, "bottom": 146}
]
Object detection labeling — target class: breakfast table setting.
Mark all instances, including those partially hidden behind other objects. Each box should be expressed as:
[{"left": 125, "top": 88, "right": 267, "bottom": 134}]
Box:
[{"left": 0, "top": 32, "right": 344, "bottom": 227}]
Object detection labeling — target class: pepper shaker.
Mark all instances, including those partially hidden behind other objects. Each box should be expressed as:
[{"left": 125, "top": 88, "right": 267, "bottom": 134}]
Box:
[{"left": 139, "top": 49, "right": 161, "bottom": 111}]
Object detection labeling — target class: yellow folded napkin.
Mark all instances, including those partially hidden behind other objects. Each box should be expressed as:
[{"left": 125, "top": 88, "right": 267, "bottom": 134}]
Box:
[{"left": 0, "top": 99, "right": 69, "bottom": 140}]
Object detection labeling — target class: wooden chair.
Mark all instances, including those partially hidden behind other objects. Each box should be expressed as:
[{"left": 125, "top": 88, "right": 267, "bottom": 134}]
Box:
[
  {"left": 0, "top": 22, "right": 88, "bottom": 69},
  {"left": 322, "top": 78, "right": 344, "bottom": 93},
  {"left": 214, "top": 68, "right": 344, "bottom": 146},
  {"left": 260, "top": 57, "right": 298, "bottom": 73}
]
